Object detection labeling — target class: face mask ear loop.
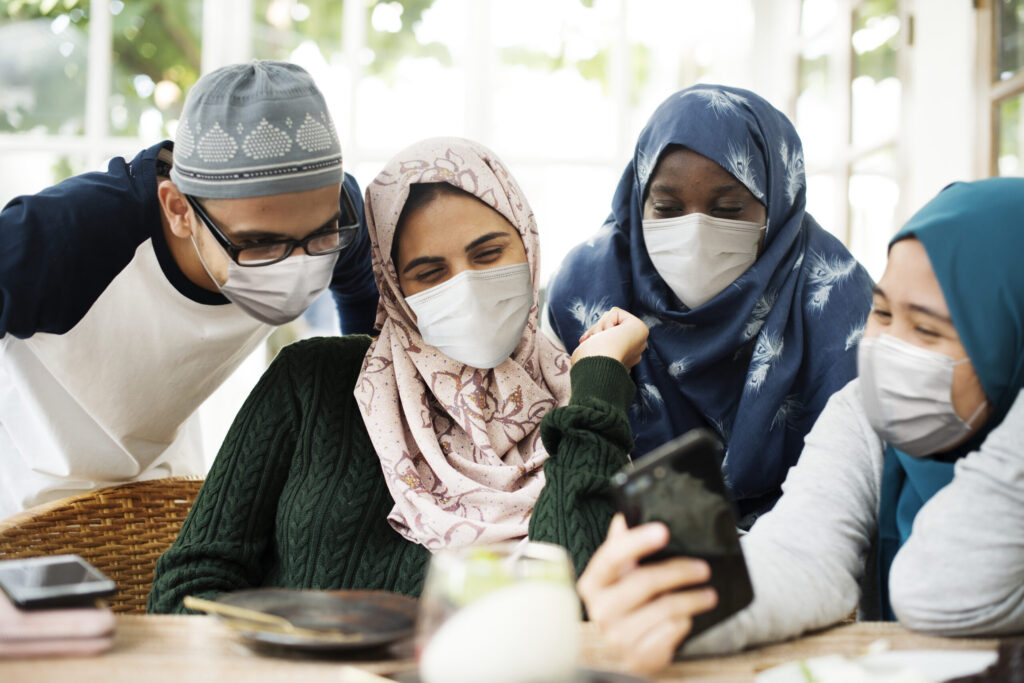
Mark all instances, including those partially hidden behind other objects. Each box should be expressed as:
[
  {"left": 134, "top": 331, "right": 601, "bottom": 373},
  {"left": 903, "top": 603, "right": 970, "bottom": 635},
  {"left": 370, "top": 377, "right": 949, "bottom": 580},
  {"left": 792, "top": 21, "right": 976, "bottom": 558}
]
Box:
[
  {"left": 963, "top": 396, "right": 989, "bottom": 429},
  {"left": 190, "top": 233, "right": 225, "bottom": 289},
  {"left": 950, "top": 355, "right": 989, "bottom": 429}
]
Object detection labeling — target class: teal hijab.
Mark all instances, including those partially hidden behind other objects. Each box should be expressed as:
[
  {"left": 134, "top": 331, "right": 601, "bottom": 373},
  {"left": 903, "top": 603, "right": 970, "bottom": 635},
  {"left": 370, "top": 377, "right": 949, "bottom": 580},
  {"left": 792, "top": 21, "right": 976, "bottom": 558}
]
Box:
[{"left": 876, "top": 178, "right": 1024, "bottom": 619}]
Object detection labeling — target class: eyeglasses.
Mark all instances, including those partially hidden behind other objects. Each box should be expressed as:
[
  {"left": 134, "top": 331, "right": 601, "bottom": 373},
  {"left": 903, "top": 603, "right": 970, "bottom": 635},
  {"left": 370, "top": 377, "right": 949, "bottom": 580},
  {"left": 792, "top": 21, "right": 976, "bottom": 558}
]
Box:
[{"left": 185, "top": 185, "right": 360, "bottom": 267}]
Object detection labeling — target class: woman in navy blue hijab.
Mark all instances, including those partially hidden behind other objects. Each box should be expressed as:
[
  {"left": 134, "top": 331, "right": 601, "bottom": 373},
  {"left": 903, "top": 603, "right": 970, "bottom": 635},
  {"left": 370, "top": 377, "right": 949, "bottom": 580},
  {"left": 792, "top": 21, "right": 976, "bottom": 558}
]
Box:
[{"left": 546, "top": 85, "right": 873, "bottom": 519}]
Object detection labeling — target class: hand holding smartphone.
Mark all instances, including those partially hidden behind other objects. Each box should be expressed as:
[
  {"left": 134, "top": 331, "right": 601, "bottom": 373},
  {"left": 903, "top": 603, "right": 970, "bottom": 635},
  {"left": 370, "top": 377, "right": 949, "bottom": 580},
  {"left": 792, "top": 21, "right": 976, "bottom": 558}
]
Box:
[{"left": 609, "top": 429, "right": 753, "bottom": 640}]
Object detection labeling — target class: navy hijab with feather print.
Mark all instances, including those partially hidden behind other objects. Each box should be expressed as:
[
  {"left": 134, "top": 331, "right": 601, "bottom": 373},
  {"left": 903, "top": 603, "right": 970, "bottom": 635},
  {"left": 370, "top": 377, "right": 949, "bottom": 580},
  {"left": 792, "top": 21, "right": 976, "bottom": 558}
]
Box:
[{"left": 546, "top": 85, "right": 874, "bottom": 518}]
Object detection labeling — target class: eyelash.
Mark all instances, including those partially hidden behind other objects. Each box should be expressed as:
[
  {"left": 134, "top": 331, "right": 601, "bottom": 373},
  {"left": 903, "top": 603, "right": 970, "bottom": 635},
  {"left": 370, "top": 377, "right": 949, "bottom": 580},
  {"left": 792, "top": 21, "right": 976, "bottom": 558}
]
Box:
[
  {"left": 415, "top": 267, "right": 446, "bottom": 282},
  {"left": 652, "top": 205, "right": 743, "bottom": 215},
  {"left": 411, "top": 243, "right": 508, "bottom": 282},
  {"left": 475, "top": 247, "right": 503, "bottom": 260},
  {"left": 872, "top": 309, "right": 943, "bottom": 339}
]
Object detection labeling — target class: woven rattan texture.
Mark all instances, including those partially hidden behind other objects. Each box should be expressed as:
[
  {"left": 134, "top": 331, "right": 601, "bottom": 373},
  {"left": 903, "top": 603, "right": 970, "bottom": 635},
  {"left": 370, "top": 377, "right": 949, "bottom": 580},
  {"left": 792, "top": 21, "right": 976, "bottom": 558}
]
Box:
[{"left": 0, "top": 477, "right": 202, "bottom": 613}]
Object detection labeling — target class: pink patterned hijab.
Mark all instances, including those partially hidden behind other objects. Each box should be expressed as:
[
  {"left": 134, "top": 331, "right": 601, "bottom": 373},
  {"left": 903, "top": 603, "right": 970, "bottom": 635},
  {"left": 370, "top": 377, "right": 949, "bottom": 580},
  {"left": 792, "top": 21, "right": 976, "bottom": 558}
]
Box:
[{"left": 355, "top": 137, "right": 572, "bottom": 550}]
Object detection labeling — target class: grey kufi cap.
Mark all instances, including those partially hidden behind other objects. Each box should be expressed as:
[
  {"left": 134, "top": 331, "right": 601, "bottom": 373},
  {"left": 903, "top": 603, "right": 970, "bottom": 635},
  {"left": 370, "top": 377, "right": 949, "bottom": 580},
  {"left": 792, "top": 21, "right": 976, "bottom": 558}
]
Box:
[{"left": 170, "top": 61, "right": 342, "bottom": 199}]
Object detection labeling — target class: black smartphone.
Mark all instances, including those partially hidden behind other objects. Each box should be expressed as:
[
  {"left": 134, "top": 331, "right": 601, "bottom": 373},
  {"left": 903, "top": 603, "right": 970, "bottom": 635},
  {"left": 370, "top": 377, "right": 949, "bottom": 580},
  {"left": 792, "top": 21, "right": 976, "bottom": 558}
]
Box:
[
  {"left": 0, "top": 555, "right": 116, "bottom": 609},
  {"left": 610, "top": 429, "right": 753, "bottom": 640}
]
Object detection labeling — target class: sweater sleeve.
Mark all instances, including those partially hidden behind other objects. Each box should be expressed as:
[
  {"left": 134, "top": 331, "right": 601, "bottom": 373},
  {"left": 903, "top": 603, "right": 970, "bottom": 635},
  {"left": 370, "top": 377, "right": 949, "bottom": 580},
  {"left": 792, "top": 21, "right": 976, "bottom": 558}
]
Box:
[
  {"left": 329, "top": 173, "right": 379, "bottom": 335},
  {"left": 682, "top": 379, "right": 884, "bottom": 656},
  {"left": 146, "top": 345, "right": 304, "bottom": 614},
  {"left": 889, "top": 388, "right": 1024, "bottom": 636},
  {"left": 529, "top": 356, "right": 636, "bottom": 577}
]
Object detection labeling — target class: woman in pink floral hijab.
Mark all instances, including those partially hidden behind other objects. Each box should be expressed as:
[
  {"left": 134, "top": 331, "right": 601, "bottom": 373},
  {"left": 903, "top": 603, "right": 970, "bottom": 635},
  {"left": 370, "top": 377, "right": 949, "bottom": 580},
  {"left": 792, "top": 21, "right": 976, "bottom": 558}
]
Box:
[
  {"left": 356, "top": 137, "right": 574, "bottom": 549},
  {"left": 149, "top": 137, "right": 648, "bottom": 612}
]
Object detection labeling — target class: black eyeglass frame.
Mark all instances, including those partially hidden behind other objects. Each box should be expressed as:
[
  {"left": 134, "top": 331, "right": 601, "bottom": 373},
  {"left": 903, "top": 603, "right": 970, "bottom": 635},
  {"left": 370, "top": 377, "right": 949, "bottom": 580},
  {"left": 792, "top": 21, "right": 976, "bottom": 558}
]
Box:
[{"left": 185, "top": 185, "right": 360, "bottom": 267}]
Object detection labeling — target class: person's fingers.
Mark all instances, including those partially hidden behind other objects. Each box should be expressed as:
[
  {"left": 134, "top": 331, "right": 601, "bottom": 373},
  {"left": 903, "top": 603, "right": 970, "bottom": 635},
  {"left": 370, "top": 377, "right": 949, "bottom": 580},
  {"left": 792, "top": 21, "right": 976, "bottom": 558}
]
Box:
[
  {"left": 606, "top": 306, "right": 629, "bottom": 326},
  {"left": 602, "top": 586, "right": 717, "bottom": 650},
  {"left": 621, "top": 613, "right": 700, "bottom": 674},
  {"left": 577, "top": 521, "right": 669, "bottom": 597},
  {"left": 588, "top": 309, "right": 617, "bottom": 336},
  {"left": 580, "top": 307, "right": 632, "bottom": 342},
  {"left": 607, "top": 513, "right": 629, "bottom": 538},
  {"left": 585, "top": 557, "right": 711, "bottom": 624}
]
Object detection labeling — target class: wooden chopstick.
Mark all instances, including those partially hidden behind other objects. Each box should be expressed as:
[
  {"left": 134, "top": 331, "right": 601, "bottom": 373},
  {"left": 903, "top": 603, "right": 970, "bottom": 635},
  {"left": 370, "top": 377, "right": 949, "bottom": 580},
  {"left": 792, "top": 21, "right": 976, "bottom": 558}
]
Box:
[{"left": 183, "top": 595, "right": 364, "bottom": 642}]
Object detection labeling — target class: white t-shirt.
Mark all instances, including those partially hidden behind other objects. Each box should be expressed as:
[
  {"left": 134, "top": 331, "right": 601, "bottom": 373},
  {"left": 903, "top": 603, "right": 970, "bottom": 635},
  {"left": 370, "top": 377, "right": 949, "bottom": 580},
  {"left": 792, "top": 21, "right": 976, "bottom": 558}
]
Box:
[{"left": 0, "top": 239, "right": 268, "bottom": 517}]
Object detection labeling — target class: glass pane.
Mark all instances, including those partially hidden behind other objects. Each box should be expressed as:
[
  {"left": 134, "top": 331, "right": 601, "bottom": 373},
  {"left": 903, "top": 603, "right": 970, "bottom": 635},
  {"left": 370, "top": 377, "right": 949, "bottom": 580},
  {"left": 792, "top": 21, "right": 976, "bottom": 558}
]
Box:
[
  {"left": 354, "top": 0, "right": 463, "bottom": 152},
  {"left": 997, "top": 92, "right": 1024, "bottom": 176},
  {"left": 848, "top": 146, "right": 899, "bottom": 281},
  {"left": 492, "top": 0, "right": 623, "bottom": 160},
  {"left": 805, "top": 173, "right": 840, "bottom": 241},
  {"left": 0, "top": 3, "right": 89, "bottom": 134},
  {"left": 0, "top": 151, "right": 90, "bottom": 209},
  {"left": 253, "top": 0, "right": 343, "bottom": 61},
  {"left": 850, "top": 0, "right": 900, "bottom": 148},
  {"left": 997, "top": 0, "right": 1024, "bottom": 80},
  {"left": 795, "top": 35, "right": 834, "bottom": 169},
  {"left": 252, "top": 0, "right": 461, "bottom": 153},
  {"left": 515, "top": 163, "right": 622, "bottom": 284},
  {"left": 800, "top": 0, "right": 840, "bottom": 36},
  {"left": 109, "top": 1, "right": 201, "bottom": 139}
]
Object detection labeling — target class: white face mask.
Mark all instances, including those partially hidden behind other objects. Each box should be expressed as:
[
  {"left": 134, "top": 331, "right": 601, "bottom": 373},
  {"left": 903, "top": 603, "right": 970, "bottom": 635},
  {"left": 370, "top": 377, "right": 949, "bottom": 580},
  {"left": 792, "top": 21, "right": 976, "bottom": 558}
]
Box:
[
  {"left": 405, "top": 262, "right": 533, "bottom": 369},
  {"left": 858, "top": 334, "right": 987, "bottom": 457},
  {"left": 191, "top": 235, "right": 339, "bottom": 326},
  {"left": 642, "top": 213, "right": 765, "bottom": 309}
]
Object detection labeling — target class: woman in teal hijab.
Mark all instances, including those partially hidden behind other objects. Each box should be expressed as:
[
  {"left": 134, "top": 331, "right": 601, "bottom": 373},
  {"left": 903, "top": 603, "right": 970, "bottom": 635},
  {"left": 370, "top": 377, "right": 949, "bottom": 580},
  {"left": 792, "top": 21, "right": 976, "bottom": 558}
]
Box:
[
  {"left": 872, "top": 177, "right": 1024, "bottom": 620},
  {"left": 572, "top": 178, "right": 1024, "bottom": 673}
]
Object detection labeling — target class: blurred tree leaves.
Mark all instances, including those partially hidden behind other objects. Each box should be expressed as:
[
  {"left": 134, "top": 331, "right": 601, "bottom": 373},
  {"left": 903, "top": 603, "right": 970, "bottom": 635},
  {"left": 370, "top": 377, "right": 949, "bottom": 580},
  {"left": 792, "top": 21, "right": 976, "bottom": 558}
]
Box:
[
  {"left": 1, "top": 0, "right": 201, "bottom": 135},
  {"left": 1, "top": 0, "right": 646, "bottom": 137},
  {"left": 254, "top": 0, "right": 451, "bottom": 79}
]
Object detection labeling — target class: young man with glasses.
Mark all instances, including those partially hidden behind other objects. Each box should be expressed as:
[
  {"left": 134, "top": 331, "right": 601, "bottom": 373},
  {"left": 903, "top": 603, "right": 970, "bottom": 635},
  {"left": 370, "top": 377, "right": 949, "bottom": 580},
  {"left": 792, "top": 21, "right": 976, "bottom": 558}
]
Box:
[{"left": 0, "top": 61, "right": 377, "bottom": 517}]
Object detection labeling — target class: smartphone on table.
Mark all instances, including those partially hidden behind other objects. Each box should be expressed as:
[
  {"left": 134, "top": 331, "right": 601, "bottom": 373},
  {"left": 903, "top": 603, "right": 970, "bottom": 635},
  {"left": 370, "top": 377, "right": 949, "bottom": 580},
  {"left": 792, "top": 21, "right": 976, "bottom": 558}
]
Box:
[
  {"left": 0, "top": 555, "right": 116, "bottom": 610},
  {"left": 609, "top": 428, "right": 753, "bottom": 640}
]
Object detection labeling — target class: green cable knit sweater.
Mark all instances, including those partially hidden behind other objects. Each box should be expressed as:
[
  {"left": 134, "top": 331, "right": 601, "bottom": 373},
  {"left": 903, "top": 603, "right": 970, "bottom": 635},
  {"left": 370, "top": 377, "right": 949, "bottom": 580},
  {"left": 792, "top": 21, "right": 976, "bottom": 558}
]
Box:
[{"left": 147, "top": 335, "right": 635, "bottom": 614}]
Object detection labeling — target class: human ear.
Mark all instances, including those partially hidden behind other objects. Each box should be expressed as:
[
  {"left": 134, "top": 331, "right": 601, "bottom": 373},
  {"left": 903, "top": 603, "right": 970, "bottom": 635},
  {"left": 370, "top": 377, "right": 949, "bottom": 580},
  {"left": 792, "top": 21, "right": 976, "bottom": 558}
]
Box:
[{"left": 158, "top": 180, "right": 195, "bottom": 240}]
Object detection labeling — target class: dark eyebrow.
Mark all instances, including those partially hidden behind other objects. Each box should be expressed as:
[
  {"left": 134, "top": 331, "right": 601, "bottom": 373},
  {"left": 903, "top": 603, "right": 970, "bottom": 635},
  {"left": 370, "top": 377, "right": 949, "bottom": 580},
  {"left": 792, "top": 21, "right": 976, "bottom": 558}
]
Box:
[
  {"left": 648, "top": 183, "right": 679, "bottom": 197},
  {"left": 311, "top": 211, "right": 344, "bottom": 234},
  {"left": 874, "top": 286, "right": 952, "bottom": 323},
  {"left": 908, "top": 304, "right": 953, "bottom": 324},
  {"left": 402, "top": 256, "right": 445, "bottom": 274},
  {"left": 464, "top": 232, "right": 510, "bottom": 252},
  {"left": 648, "top": 183, "right": 741, "bottom": 198},
  {"left": 224, "top": 212, "right": 343, "bottom": 242},
  {"left": 401, "top": 232, "right": 511, "bottom": 274}
]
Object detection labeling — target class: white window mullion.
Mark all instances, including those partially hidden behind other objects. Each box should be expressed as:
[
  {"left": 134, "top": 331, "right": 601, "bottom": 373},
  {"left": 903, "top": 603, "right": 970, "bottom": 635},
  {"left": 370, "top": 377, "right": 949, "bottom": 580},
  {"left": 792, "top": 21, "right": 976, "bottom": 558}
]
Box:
[
  {"left": 610, "top": 0, "right": 630, "bottom": 164},
  {"left": 85, "top": 0, "right": 112, "bottom": 170},
  {"left": 831, "top": 3, "right": 853, "bottom": 245},
  {"left": 201, "top": 0, "right": 253, "bottom": 75},
  {"left": 464, "top": 0, "right": 493, "bottom": 145},
  {"left": 341, "top": 0, "right": 368, "bottom": 166}
]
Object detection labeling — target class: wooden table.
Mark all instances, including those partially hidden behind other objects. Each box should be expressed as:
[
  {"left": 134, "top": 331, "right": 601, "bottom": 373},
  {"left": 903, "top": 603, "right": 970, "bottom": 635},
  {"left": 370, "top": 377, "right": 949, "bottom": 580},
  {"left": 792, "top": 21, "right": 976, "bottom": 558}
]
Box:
[
  {"left": 599, "top": 622, "right": 999, "bottom": 681},
  {"left": 0, "top": 615, "right": 1000, "bottom": 683}
]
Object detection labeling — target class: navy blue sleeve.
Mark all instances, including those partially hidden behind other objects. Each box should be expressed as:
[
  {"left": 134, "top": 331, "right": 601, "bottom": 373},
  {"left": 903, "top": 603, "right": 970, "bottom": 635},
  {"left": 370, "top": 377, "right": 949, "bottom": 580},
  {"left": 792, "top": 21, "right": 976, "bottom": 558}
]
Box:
[
  {"left": 329, "top": 173, "right": 379, "bottom": 335},
  {"left": 0, "top": 146, "right": 160, "bottom": 339}
]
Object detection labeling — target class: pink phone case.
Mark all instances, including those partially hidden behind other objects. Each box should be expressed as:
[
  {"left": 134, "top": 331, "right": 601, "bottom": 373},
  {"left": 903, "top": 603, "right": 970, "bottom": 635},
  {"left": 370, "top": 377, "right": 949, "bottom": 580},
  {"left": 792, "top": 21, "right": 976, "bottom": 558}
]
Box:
[{"left": 0, "top": 589, "right": 114, "bottom": 657}]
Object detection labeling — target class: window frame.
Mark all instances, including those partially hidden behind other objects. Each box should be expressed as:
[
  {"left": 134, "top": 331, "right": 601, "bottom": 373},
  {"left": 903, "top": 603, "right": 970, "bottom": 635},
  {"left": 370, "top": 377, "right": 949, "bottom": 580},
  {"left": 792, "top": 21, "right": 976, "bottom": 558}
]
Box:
[
  {"left": 794, "top": 0, "right": 910, "bottom": 249},
  {"left": 979, "top": 0, "right": 1024, "bottom": 176}
]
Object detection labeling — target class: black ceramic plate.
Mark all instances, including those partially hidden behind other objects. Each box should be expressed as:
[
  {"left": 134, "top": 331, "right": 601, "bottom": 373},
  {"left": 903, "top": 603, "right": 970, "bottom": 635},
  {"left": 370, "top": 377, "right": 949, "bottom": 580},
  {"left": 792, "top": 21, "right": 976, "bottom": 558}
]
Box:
[{"left": 214, "top": 588, "right": 417, "bottom": 652}]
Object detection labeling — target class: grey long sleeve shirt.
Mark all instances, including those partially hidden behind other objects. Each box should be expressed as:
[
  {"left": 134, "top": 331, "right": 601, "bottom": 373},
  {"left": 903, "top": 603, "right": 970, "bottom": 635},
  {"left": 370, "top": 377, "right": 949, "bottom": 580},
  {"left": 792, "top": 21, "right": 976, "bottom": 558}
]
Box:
[{"left": 684, "top": 380, "right": 1024, "bottom": 655}]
